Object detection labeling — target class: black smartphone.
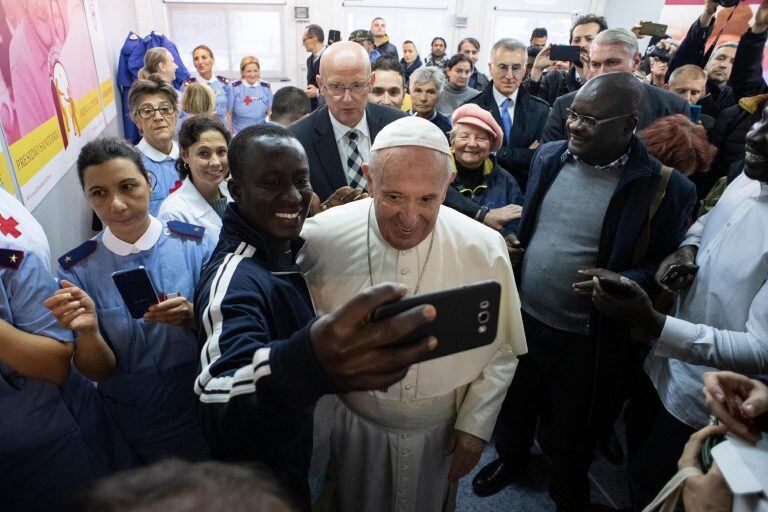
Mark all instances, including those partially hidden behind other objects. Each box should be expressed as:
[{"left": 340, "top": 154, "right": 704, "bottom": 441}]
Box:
[
  {"left": 371, "top": 280, "right": 501, "bottom": 363},
  {"left": 597, "top": 276, "right": 635, "bottom": 297},
  {"left": 660, "top": 264, "right": 699, "bottom": 284},
  {"left": 112, "top": 266, "right": 160, "bottom": 319},
  {"left": 328, "top": 29, "right": 341, "bottom": 45},
  {"left": 550, "top": 45, "right": 581, "bottom": 62},
  {"left": 639, "top": 22, "right": 668, "bottom": 38}
]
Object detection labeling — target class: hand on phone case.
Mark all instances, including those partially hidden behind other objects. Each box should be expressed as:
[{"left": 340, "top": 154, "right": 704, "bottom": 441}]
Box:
[{"left": 143, "top": 295, "right": 194, "bottom": 327}]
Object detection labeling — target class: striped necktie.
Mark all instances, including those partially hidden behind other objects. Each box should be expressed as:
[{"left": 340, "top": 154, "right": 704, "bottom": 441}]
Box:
[{"left": 345, "top": 129, "right": 366, "bottom": 190}]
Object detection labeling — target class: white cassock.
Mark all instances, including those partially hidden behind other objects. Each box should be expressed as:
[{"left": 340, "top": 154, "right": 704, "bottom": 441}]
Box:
[{"left": 298, "top": 197, "right": 527, "bottom": 512}]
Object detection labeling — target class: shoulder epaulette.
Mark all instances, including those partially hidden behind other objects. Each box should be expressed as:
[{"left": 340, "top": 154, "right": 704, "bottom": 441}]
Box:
[
  {"left": 58, "top": 240, "right": 97, "bottom": 270},
  {"left": 216, "top": 75, "right": 229, "bottom": 84},
  {"left": 0, "top": 248, "right": 23, "bottom": 270},
  {"left": 183, "top": 77, "right": 197, "bottom": 85},
  {"left": 232, "top": 80, "right": 242, "bottom": 87},
  {"left": 260, "top": 80, "right": 271, "bottom": 88},
  {"left": 167, "top": 220, "right": 205, "bottom": 239}
]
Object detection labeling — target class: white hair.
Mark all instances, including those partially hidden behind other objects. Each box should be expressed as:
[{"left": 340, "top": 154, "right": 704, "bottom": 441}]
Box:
[
  {"left": 593, "top": 28, "right": 640, "bottom": 60},
  {"left": 409, "top": 66, "right": 446, "bottom": 93}
]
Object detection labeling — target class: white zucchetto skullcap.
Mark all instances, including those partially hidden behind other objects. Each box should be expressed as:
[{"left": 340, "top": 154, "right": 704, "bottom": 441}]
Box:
[{"left": 370, "top": 116, "right": 451, "bottom": 156}]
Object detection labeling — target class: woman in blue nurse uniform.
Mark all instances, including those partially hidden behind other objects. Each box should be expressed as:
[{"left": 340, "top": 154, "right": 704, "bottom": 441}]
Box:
[
  {"left": 128, "top": 75, "right": 182, "bottom": 216},
  {"left": 229, "top": 55, "right": 272, "bottom": 133},
  {"left": 48, "top": 137, "right": 214, "bottom": 464},
  {"left": 1, "top": 191, "right": 129, "bottom": 511},
  {"left": 181, "top": 44, "right": 231, "bottom": 127}
]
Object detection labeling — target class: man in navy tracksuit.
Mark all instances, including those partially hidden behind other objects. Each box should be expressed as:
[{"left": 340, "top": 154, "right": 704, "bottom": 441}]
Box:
[{"left": 194, "top": 124, "right": 438, "bottom": 508}]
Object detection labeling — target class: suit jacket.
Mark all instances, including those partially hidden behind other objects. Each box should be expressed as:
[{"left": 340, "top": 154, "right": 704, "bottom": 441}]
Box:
[
  {"left": 541, "top": 81, "right": 690, "bottom": 144},
  {"left": 306, "top": 53, "right": 322, "bottom": 111},
  {"left": 465, "top": 82, "right": 550, "bottom": 190},
  {"left": 290, "top": 104, "right": 407, "bottom": 201}
]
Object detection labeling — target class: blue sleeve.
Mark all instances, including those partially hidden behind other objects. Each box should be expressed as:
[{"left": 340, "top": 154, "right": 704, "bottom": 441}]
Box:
[
  {"left": 227, "top": 86, "right": 236, "bottom": 112},
  {"left": 4, "top": 251, "right": 73, "bottom": 342},
  {"left": 195, "top": 264, "right": 333, "bottom": 436},
  {"left": 501, "top": 174, "right": 524, "bottom": 237},
  {"left": 266, "top": 86, "right": 273, "bottom": 109}
]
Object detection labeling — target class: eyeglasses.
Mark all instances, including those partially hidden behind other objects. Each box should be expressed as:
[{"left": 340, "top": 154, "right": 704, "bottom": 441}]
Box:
[
  {"left": 566, "top": 108, "right": 635, "bottom": 127},
  {"left": 322, "top": 81, "right": 370, "bottom": 98},
  {"left": 494, "top": 63, "right": 525, "bottom": 75},
  {"left": 135, "top": 104, "right": 176, "bottom": 120}
]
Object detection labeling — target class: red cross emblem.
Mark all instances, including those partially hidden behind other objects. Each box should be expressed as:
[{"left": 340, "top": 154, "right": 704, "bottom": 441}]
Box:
[
  {"left": 0, "top": 215, "right": 21, "bottom": 238},
  {"left": 169, "top": 180, "right": 183, "bottom": 194},
  {"left": 244, "top": 96, "right": 252, "bottom": 105}
]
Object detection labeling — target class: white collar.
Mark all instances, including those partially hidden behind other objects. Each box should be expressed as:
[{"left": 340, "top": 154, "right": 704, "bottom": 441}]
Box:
[
  {"left": 243, "top": 79, "right": 259, "bottom": 88},
  {"left": 492, "top": 86, "right": 519, "bottom": 109},
  {"left": 137, "top": 138, "right": 179, "bottom": 163},
  {"left": 198, "top": 74, "right": 216, "bottom": 85},
  {"left": 329, "top": 110, "right": 370, "bottom": 144},
  {"left": 103, "top": 216, "right": 163, "bottom": 256},
  {"left": 313, "top": 46, "right": 326, "bottom": 59}
]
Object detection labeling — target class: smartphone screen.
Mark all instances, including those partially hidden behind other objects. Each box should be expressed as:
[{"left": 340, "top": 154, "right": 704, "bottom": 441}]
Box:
[{"left": 550, "top": 45, "right": 581, "bottom": 62}]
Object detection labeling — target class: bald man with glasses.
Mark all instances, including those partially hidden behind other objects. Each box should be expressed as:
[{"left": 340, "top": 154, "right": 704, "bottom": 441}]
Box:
[{"left": 291, "top": 41, "right": 406, "bottom": 202}]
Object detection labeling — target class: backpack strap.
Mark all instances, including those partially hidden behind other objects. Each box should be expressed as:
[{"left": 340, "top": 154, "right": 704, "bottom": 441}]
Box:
[{"left": 632, "top": 165, "right": 673, "bottom": 266}]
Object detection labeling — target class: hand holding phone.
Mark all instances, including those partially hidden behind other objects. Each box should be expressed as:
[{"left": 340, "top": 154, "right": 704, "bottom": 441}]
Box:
[
  {"left": 639, "top": 21, "right": 668, "bottom": 37},
  {"left": 371, "top": 281, "right": 501, "bottom": 363},
  {"left": 112, "top": 266, "right": 160, "bottom": 319},
  {"left": 659, "top": 263, "right": 699, "bottom": 285},
  {"left": 597, "top": 276, "right": 636, "bottom": 297},
  {"left": 549, "top": 45, "right": 581, "bottom": 63}
]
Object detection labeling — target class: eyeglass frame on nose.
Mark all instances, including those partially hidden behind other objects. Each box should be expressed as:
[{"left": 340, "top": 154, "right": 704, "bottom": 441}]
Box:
[
  {"left": 322, "top": 81, "right": 371, "bottom": 97},
  {"left": 135, "top": 104, "right": 177, "bottom": 120},
  {"left": 494, "top": 63, "right": 525, "bottom": 76},
  {"left": 566, "top": 108, "right": 636, "bottom": 127}
]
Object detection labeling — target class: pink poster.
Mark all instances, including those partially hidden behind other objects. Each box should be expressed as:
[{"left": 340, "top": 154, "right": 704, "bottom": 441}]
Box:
[{"left": 0, "top": 0, "right": 105, "bottom": 208}]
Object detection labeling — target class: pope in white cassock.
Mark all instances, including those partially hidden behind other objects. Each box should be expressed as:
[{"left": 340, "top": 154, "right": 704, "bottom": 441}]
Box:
[{"left": 298, "top": 116, "right": 527, "bottom": 511}]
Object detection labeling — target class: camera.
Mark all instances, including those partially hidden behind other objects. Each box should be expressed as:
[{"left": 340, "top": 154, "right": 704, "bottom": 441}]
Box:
[{"left": 715, "top": 0, "right": 741, "bottom": 7}]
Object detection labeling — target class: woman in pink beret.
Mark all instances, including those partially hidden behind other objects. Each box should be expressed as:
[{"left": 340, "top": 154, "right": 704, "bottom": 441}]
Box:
[{"left": 446, "top": 103, "right": 524, "bottom": 235}]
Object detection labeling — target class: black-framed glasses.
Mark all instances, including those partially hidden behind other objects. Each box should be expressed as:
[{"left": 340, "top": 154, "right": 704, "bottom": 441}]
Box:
[
  {"left": 135, "top": 104, "right": 176, "bottom": 120},
  {"left": 566, "top": 108, "right": 635, "bottom": 127}
]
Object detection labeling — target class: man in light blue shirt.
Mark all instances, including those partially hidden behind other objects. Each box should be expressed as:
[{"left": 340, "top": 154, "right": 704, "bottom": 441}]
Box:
[{"left": 589, "top": 106, "right": 768, "bottom": 509}]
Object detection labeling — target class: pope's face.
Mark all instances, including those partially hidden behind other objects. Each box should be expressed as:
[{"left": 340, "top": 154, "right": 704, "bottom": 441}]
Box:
[{"left": 364, "top": 146, "right": 452, "bottom": 250}]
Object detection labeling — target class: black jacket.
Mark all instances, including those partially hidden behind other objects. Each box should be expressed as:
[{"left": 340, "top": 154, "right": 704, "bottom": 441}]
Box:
[
  {"left": 518, "top": 137, "right": 697, "bottom": 422},
  {"left": 195, "top": 205, "right": 334, "bottom": 507},
  {"left": 290, "top": 104, "right": 407, "bottom": 201},
  {"left": 541, "top": 82, "right": 690, "bottom": 144},
  {"left": 375, "top": 39, "right": 398, "bottom": 59},
  {"left": 465, "top": 82, "right": 550, "bottom": 190},
  {"left": 525, "top": 66, "right": 583, "bottom": 106},
  {"left": 305, "top": 52, "right": 322, "bottom": 111}
]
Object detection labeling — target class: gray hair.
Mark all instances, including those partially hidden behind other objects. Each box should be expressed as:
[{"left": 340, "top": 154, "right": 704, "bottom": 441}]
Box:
[
  {"left": 409, "top": 66, "right": 446, "bottom": 92},
  {"left": 593, "top": 28, "right": 640, "bottom": 60},
  {"left": 490, "top": 38, "right": 527, "bottom": 58}
]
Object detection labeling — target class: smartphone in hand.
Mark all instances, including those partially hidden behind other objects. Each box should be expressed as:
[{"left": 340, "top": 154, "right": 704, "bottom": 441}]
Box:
[
  {"left": 112, "top": 266, "right": 160, "bottom": 319},
  {"left": 597, "top": 276, "right": 635, "bottom": 297},
  {"left": 659, "top": 263, "right": 699, "bottom": 284},
  {"left": 550, "top": 45, "right": 581, "bottom": 62},
  {"left": 371, "top": 280, "right": 501, "bottom": 363},
  {"left": 639, "top": 22, "right": 668, "bottom": 37}
]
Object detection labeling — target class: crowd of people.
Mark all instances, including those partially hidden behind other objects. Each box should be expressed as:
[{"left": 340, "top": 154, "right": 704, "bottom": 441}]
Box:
[{"left": 2, "top": 3, "right": 768, "bottom": 512}]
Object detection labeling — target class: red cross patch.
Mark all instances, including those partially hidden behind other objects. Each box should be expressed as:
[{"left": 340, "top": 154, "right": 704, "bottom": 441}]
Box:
[
  {"left": 244, "top": 96, "right": 252, "bottom": 105},
  {"left": 0, "top": 215, "right": 21, "bottom": 238},
  {"left": 169, "top": 180, "right": 183, "bottom": 194}
]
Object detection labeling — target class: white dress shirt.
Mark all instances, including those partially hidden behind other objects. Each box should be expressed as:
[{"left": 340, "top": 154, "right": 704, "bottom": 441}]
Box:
[
  {"left": 328, "top": 111, "right": 371, "bottom": 186},
  {"left": 645, "top": 173, "right": 768, "bottom": 429},
  {"left": 492, "top": 86, "right": 519, "bottom": 132}
]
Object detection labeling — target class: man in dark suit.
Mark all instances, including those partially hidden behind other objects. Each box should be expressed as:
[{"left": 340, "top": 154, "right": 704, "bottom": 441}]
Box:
[
  {"left": 291, "top": 41, "right": 406, "bottom": 202},
  {"left": 464, "top": 38, "right": 550, "bottom": 191},
  {"left": 541, "top": 28, "right": 690, "bottom": 143},
  {"left": 302, "top": 24, "right": 326, "bottom": 112}
]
